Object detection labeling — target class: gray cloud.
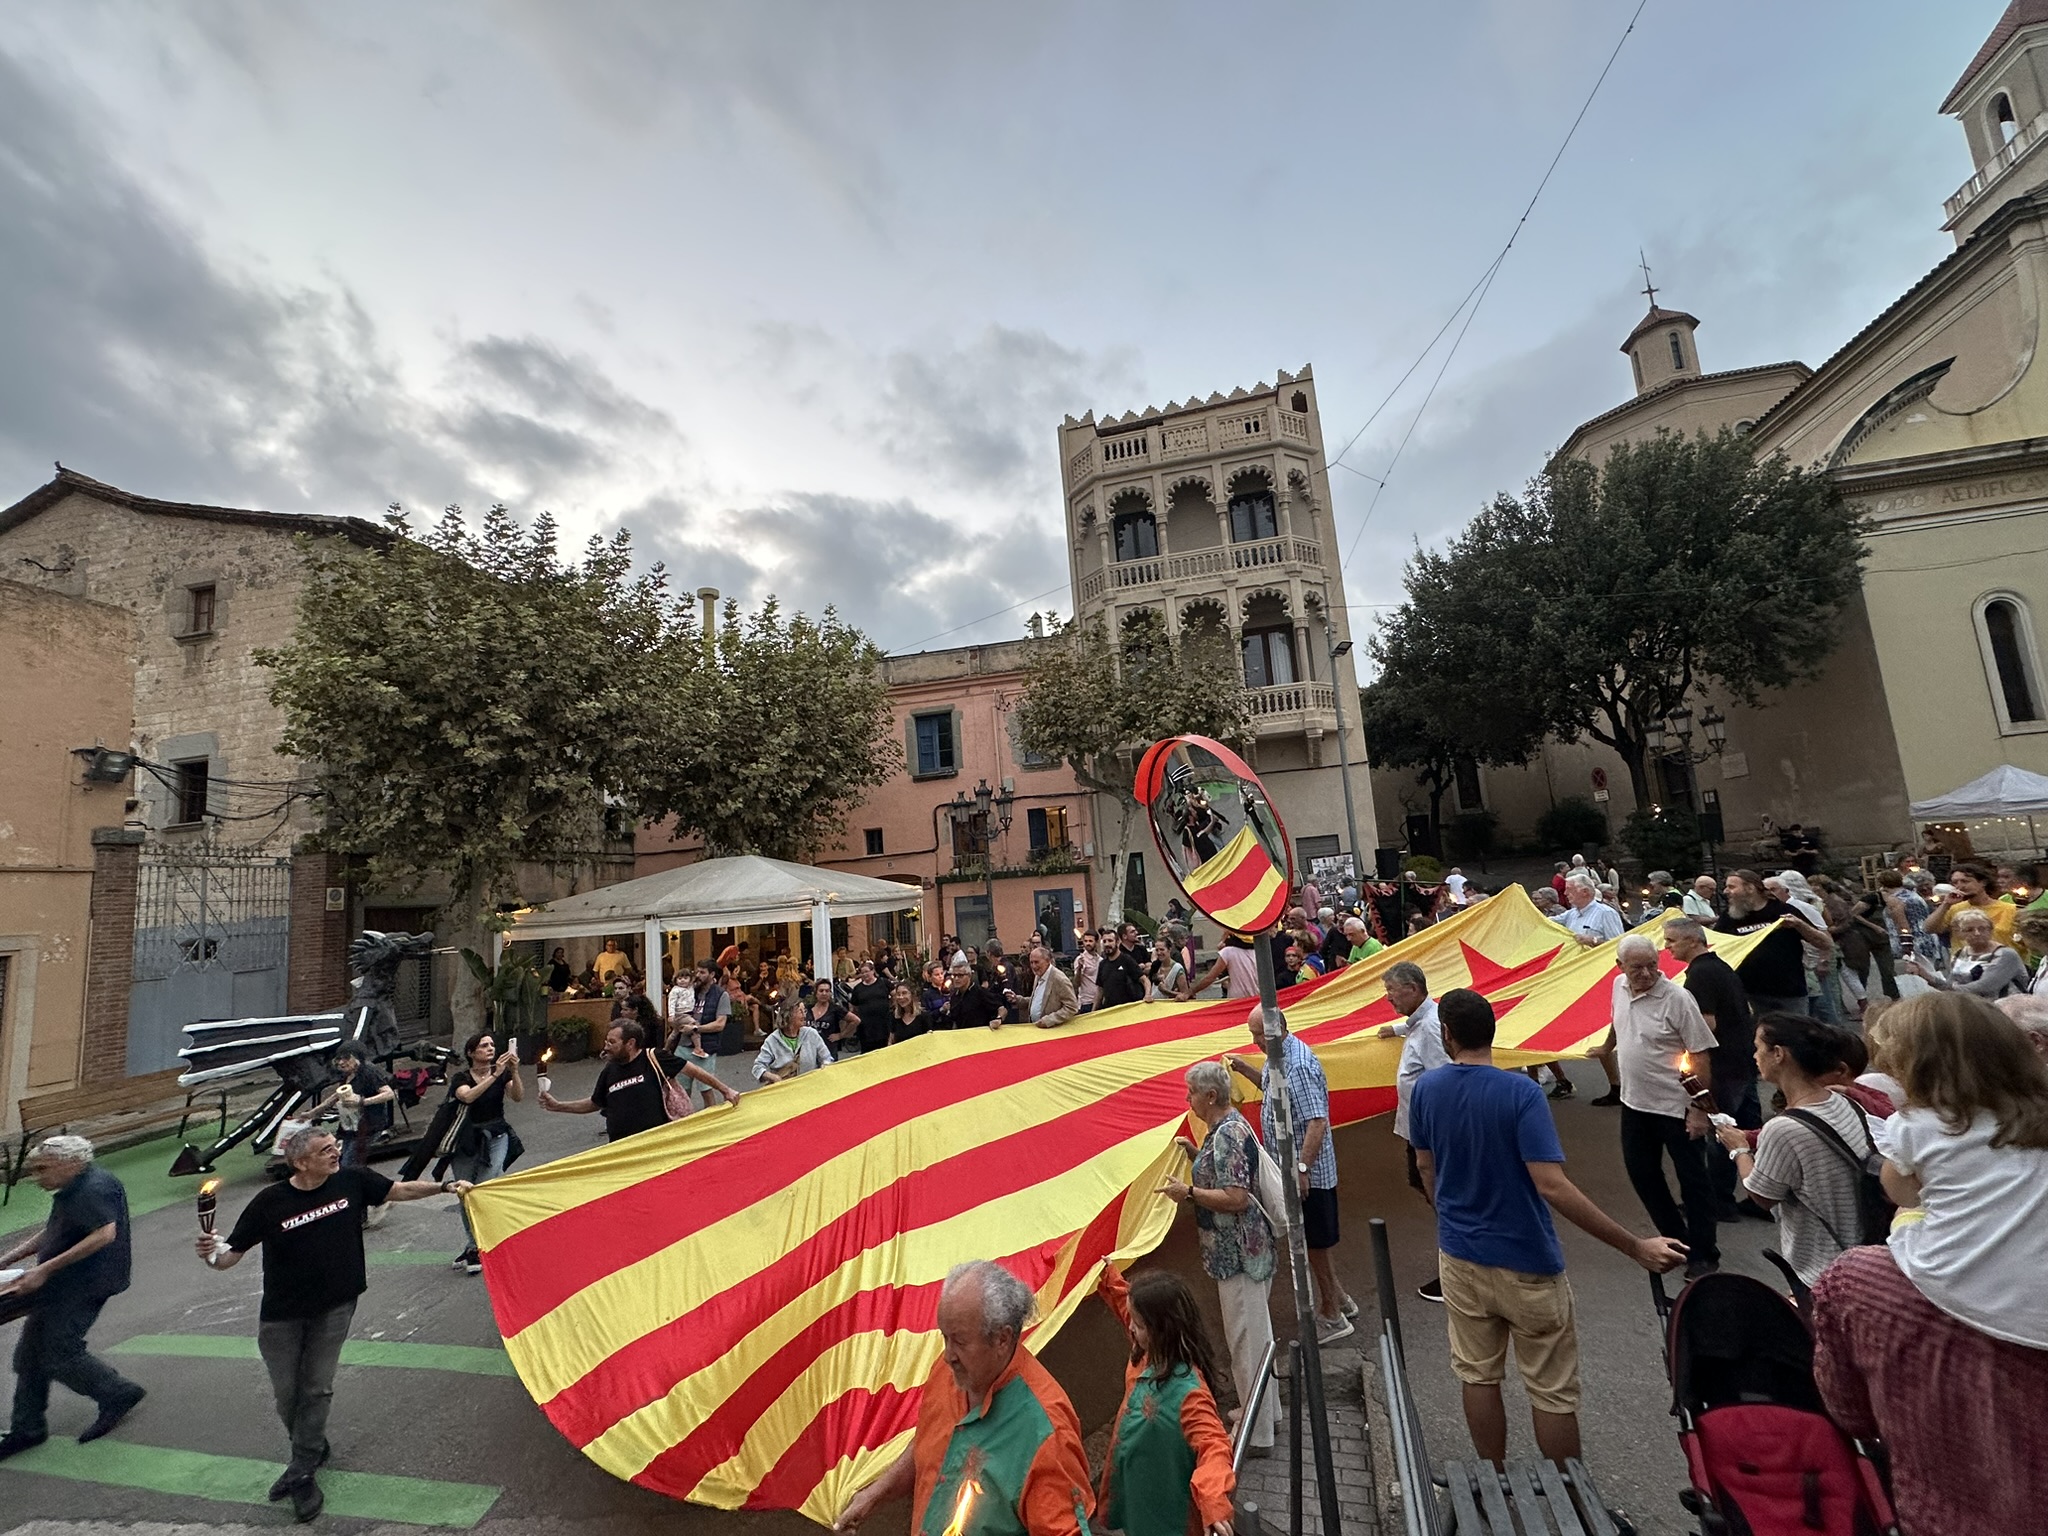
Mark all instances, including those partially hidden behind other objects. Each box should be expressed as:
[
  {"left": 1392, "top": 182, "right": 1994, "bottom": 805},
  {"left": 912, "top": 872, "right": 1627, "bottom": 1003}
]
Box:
[
  {"left": 878, "top": 325, "right": 1139, "bottom": 496},
  {"left": 630, "top": 490, "right": 1067, "bottom": 653},
  {"left": 0, "top": 44, "right": 692, "bottom": 524}
]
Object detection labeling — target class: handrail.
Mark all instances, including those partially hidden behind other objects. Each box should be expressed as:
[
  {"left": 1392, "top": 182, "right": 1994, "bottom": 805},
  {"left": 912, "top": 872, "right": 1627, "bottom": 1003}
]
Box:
[{"left": 1230, "top": 1338, "right": 1279, "bottom": 1474}]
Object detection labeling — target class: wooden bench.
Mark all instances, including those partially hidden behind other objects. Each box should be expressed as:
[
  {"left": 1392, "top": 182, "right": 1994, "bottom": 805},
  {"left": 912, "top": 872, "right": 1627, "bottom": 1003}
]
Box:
[
  {"left": 1370, "top": 1218, "right": 1625, "bottom": 1536},
  {"left": 8, "top": 1069, "right": 233, "bottom": 1204}
]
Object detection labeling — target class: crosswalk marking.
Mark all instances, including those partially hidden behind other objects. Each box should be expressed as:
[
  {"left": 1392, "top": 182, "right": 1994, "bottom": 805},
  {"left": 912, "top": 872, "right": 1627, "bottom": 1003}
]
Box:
[
  {"left": 0, "top": 1439, "right": 501, "bottom": 1528},
  {"left": 109, "top": 1333, "right": 516, "bottom": 1377}
]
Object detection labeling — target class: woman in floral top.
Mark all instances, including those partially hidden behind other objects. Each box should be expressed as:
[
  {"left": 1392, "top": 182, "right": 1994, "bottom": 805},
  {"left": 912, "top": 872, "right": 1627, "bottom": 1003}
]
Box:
[{"left": 1160, "top": 1059, "right": 1277, "bottom": 1455}]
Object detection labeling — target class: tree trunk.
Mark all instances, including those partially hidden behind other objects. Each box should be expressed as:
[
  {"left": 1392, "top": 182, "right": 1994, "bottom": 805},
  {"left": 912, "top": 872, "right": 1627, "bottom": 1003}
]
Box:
[
  {"left": 441, "top": 890, "right": 489, "bottom": 1044},
  {"left": 1619, "top": 739, "right": 1653, "bottom": 813},
  {"left": 1104, "top": 794, "right": 1136, "bottom": 924}
]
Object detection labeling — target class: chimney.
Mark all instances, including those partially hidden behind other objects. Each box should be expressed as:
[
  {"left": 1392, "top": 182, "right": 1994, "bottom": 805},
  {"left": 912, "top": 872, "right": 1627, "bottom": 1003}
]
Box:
[
  {"left": 1027, "top": 613, "right": 1044, "bottom": 639},
  {"left": 697, "top": 587, "right": 719, "bottom": 658}
]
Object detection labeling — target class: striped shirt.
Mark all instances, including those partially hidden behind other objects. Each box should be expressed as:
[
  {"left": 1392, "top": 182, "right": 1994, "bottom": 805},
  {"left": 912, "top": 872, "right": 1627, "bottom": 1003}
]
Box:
[{"left": 1261, "top": 1032, "right": 1336, "bottom": 1190}]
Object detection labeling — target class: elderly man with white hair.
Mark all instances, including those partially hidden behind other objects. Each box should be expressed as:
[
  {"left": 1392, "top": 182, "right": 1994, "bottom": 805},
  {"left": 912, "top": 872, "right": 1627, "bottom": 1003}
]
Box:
[
  {"left": 1997, "top": 993, "right": 2048, "bottom": 1059},
  {"left": 197, "top": 1122, "right": 471, "bottom": 1521},
  {"left": 0, "top": 1136, "right": 145, "bottom": 1460},
  {"left": 1611, "top": 933, "right": 1721, "bottom": 1280},
  {"left": 833, "top": 1259, "right": 1094, "bottom": 1533}
]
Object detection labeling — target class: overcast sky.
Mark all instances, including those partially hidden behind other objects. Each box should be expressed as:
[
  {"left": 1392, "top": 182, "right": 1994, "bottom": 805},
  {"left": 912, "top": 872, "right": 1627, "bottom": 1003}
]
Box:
[{"left": 0, "top": 1, "right": 2002, "bottom": 653}]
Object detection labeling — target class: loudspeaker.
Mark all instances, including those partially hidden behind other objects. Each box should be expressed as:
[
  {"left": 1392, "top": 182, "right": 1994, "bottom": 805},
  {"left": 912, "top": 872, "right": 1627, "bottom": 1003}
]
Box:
[{"left": 1374, "top": 847, "right": 1404, "bottom": 880}]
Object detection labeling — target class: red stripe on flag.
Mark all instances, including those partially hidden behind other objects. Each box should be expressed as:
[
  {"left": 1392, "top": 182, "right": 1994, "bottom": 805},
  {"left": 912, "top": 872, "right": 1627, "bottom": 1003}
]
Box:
[
  {"left": 735, "top": 1386, "right": 920, "bottom": 1513},
  {"left": 1188, "top": 843, "right": 1278, "bottom": 915},
  {"left": 539, "top": 1075, "right": 1180, "bottom": 1445},
  {"left": 1327, "top": 1085, "right": 1397, "bottom": 1125},
  {"left": 487, "top": 1000, "right": 1246, "bottom": 1336},
  {"left": 1509, "top": 982, "right": 1616, "bottom": 1052},
  {"left": 727, "top": 1197, "right": 1131, "bottom": 1514}
]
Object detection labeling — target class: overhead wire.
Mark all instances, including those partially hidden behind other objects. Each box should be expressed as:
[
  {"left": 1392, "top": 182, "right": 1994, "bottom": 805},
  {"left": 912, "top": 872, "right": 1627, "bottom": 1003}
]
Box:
[
  {"left": 903, "top": 580, "right": 1070, "bottom": 651},
  {"left": 1327, "top": 0, "right": 1654, "bottom": 613}
]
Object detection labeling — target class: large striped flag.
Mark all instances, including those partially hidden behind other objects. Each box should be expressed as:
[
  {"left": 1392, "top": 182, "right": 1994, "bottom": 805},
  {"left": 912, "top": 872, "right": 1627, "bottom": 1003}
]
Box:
[
  {"left": 467, "top": 890, "right": 1766, "bottom": 1525},
  {"left": 1178, "top": 823, "right": 1288, "bottom": 936}
]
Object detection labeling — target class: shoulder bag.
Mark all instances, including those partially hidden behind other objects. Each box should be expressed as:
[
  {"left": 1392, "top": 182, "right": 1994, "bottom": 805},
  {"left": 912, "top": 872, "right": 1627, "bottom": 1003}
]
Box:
[{"left": 646, "top": 1053, "right": 693, "bottom": 1122}]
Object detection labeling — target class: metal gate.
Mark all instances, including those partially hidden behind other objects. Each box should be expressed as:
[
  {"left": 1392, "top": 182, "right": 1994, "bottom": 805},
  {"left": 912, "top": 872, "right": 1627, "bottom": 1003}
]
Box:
[{"left": 130, "top": 844, "right": 293, "bottom": 1074}]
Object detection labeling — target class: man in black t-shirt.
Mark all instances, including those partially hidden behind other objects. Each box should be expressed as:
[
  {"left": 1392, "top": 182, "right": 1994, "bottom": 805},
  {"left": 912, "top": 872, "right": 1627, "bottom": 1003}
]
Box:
[
  {"left": 197, "top": 1125, "right": 463, "bottom": 1520},
  {"left": 0, "top": 1136, "right": 145, "bottom": 1458},
  {"left": 1094, "top": 930, "right": 1151, "bottom": 1009},
  {"left": 540, "top": 1019, "right": 738, "bottom": 1141},
  {"left": 1712, "top": 869, "right": 1835, "bottom": 1017},
  {"left": 1666, "top": 917, "right": 1764, "bottom": 1218}
]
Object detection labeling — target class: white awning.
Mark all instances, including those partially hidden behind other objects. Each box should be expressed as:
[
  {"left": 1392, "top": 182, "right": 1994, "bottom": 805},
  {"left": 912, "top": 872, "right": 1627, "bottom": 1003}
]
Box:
[
  {"left": 504, "top": 854, "right": 923, "bottom": 942},
  {"left": 1909, "top": 764, "right": 2048, "bottom": 821}
]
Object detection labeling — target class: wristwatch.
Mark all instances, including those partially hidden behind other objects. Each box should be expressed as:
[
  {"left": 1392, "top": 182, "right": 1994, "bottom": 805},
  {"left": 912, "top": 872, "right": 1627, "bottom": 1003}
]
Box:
[{"left": 1296, "top": 1162, "right": 1309, "bottom": 1176}]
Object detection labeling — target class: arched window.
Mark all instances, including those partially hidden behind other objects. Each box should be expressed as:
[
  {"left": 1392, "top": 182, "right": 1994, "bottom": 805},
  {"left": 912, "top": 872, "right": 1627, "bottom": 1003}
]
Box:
[
  {"left": 1228, "top": 488, "right": 1278, "bottom": 543},
  {"left": 1993, "top": 92, "right": 2019, "bottom": 145},
  {"left": 1290, "top": 390, "right": 1308, "bottom": 413},
  {"left": 1112, "top": 507, "right": 1158, "bottom": 562},
  {"left": 1976, "top": 593, "right": 2046, "bottom": 730},
  {"left": 1667, "top": 331, "right": 1686, "bottom": 371}
]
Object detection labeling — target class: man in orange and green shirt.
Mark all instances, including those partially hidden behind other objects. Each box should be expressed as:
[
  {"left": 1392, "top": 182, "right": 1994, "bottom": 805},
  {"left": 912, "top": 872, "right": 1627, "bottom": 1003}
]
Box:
[{"left": 833, "top": 1260, "right": 1094, "bottom": 1535}]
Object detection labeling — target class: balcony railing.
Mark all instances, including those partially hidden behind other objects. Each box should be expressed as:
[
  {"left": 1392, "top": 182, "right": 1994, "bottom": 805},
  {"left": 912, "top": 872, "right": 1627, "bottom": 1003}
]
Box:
[
  {"left": 1247, "top": 680, "right": 1336, "bottom": 719},
  {"left": 1945, "top": 111, "right": 2048, "bottom": 227},
  {"left": 1077, "top": 535, "right": 1322, "bottom": 601}
]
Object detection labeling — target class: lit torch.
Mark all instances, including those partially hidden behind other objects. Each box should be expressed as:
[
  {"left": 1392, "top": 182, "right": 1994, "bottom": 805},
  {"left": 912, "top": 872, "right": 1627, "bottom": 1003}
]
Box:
[
  {"left": 1677, "top": 1053, "right": 1713, "bottom": 1110},
  {"left": 938, "top": 1478, "right": 980, "bottom": 1536},
  {"left": 197, "top": 1178, "right": 225, "bottom": 1258},
  {"left": 537, "top": 1047, "right": 554, "bottom": 1096}
]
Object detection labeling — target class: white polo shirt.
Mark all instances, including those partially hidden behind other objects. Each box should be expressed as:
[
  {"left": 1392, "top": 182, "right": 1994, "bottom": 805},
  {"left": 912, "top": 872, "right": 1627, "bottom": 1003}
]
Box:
[{"left": 1610, "top": 973, "right": 1716, "bottom": 1118}]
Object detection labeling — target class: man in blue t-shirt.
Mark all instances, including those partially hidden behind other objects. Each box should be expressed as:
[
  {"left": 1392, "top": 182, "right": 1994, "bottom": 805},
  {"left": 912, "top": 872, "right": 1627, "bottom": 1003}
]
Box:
[{"left": 1409, "top": 988, "right": 1686, "bottom": 1468}]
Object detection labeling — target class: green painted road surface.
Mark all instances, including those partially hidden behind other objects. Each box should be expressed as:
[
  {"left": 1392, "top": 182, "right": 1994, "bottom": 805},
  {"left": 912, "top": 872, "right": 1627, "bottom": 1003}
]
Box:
[
  {"left": 0, "top": 1438, "right": 502, "bottom": 1527},
  {"left": 109, "top": 1332, "right": 517, "bottom": 1376}
]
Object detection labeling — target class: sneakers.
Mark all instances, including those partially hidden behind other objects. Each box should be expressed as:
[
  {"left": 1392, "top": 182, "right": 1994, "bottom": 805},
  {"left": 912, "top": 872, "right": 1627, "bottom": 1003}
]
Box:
[
  {"left": 457, "top": 1246, "right": 483, "bottom": 1275},
  {"left": 1547, "top": 1078, "right": 1576, "bottom": 1099},
  {"left": 1684, "top": 1259, "right": 1722, "bottom": 1283},
  {"left": 78, "top": 1385, "right": 146, "bottom": 1443},
  {"left": 270, "top": 1442, "right": 331, "bottom": 1502},
  {"left": 0, "top": 1430, "right": 48, "bottom": 1462},
  {"left": 290, "top": 1476, "right": 325, "bottom": 1523},
  {"left": 1340, "top": 1295, "right": 1360, "bottom": 1319},
  {"left": 690, "top": 1048, "right": 710, "bottom": 1060},
  {"left": 1315, "top": 1314, "right": 1356, "bottom": 1346},
  {"left": 1588, "top": 1088, "right": 1623, "bottom": 1107},
  {"left": 1417, "top": 1275, "right": 1445, "bottom": 1304}
]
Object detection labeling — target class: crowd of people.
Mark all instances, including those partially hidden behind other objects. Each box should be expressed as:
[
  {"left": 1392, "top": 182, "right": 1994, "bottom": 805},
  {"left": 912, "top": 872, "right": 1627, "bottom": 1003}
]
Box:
[{"left": 7, "top": 840, "right": 2046, "bottom": 1532}]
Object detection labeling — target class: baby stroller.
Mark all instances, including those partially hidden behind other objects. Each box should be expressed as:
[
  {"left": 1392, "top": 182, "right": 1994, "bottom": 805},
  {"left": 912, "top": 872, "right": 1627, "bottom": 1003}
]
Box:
[{"left": 1650, "top": 1269, "right": 1897, "bottom": 1535}]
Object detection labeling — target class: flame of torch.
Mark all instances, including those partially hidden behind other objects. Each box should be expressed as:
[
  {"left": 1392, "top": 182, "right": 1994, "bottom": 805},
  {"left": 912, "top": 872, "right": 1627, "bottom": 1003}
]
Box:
[
  {"left": 537, "top": 1046, "right": 554, "bottom": 1095},
  {"left": 938, "top": 1478, "right": 979, "bottom": 1536},
  {"left": 196, "top": 1178, "right": 221, "bottom": 1237}
]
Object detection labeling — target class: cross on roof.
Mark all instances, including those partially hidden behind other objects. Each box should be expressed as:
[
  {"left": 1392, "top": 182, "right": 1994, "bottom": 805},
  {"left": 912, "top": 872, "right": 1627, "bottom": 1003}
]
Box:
[{"left": 1638, "top": 250, "right": 1659, "bottom": 307}]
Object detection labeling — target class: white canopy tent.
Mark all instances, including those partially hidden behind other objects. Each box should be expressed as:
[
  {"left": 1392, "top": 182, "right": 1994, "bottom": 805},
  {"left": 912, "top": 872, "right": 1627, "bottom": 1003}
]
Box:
[
  {"left": 1910, "top": 763, "right": 2048, "bottom": 858},
  {"left": 496, "top": 855, "right": 924, "bottom": 1009}
]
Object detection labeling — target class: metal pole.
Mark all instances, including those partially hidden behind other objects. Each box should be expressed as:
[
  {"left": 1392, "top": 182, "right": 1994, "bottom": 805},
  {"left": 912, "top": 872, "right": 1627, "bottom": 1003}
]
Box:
[
  {"left": 1231, "top": 1339, "right": 1279, "bottom": 1473},
  {"left": 1257, "top": 941, "right": 1344, "bottom": 1536},
  {"left": 1327, "top": 634, "right": 1366, "bottom": 882},
  {"left": 1289, "top": 1338, "right": 1304, "bottom": 1536}
]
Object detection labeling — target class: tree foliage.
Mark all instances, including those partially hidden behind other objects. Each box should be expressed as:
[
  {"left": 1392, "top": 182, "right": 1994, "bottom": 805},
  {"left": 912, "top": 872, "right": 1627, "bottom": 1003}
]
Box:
[
  {"left": 261, "top": 504, "right": 690, "bottom": 907},
  {"left": 639, "top": 596, "right": 898, "bottom": 860},
  {"left": 1373, "top": 429, "right": 1865, "bottom": 807},
  {"left": 261, "top": 505, "right": 897, "bottom": 916},
  {"left": 1013, "top": 609, "right": 1251, "bottom": 917}
]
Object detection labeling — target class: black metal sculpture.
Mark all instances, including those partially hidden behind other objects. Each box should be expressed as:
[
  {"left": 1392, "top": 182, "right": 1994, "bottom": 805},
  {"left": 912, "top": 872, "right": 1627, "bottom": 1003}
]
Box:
[{"left": 169, "top": 929, "right": 437, "bottom": 1175}]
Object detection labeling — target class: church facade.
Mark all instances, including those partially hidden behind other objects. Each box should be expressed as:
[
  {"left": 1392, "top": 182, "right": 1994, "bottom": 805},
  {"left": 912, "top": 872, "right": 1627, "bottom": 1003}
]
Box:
[{"left": 1374, "top": 1, "right": 2048, "bottom": 865}]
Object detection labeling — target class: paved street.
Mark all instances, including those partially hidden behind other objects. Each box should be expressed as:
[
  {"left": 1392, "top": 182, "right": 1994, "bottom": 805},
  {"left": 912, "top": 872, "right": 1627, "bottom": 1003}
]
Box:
[{"left": 2, "top": 1049, "right": 1771, "bottom": 1535}]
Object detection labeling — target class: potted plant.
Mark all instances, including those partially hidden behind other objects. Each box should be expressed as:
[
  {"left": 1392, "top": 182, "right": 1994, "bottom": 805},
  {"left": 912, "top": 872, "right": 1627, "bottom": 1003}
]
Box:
[
  {"left": 460, "top": 946, "right": 551, "bottom": 1059},
  {"left": 544, "top": 1011, "right": 592, "bottom": 1063}
]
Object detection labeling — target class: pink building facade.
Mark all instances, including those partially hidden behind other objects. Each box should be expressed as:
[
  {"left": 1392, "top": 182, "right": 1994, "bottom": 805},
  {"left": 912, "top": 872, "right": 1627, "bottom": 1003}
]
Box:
[
  {"left": 633, "top": 638, "right": 1100, "bottom": 967},
  {"left": 813, "top": 638, "right": 1099, "bottom": 960}
]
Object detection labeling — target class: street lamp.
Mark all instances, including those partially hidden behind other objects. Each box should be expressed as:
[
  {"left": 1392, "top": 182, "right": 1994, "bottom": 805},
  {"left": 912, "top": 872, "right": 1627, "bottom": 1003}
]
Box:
[
  {"left": 1647, "top": 699, "right": 1730, "bottom": 872},
  {"left": 949, "top": 779, "right": 1015, "bottom": 943},
  {"left": 1324, "top": 634, "right": 1367, "bottom": 887}
]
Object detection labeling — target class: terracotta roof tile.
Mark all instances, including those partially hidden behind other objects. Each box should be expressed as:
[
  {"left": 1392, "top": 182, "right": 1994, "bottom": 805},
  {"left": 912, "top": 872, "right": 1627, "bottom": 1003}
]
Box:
[{"left": 1942, "top": 0, "right": 2048, "bottom": 114}]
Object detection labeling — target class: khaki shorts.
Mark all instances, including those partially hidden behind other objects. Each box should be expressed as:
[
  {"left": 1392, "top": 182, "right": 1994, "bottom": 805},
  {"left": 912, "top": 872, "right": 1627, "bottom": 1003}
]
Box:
[{"left": 1438, "top": 1251, "right": 1581, "bottom": 1415}]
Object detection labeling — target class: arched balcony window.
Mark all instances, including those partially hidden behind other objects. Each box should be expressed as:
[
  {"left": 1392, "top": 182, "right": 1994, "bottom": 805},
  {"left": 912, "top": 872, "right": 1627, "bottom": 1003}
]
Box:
[
  {"left": 1112, "top": 508, "right": 1158, "bottom": 562},
  {"left": 1228, "top": 489, "right": 1277, "bottom": 544}
]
